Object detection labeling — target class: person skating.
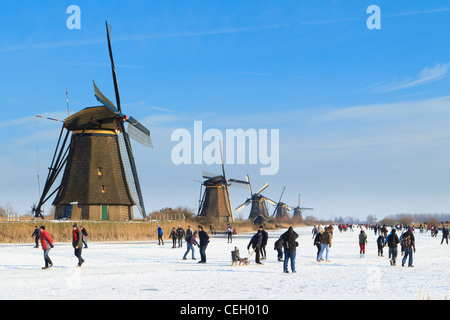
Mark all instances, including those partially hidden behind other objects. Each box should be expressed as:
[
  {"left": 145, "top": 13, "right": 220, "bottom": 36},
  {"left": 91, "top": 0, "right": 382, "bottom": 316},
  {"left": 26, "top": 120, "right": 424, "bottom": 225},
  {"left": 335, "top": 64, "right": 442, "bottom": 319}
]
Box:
[
  {"left": 247, "top": 229, "right": 263, "bottom": 265},
  {"left": 81, "top": 226, "right": 88, "bottom": 248},
  {"left": 280, "top": 226, "right": 298, "bottom": 273},
  {"left": 260, "top": 226, "right": 269, "bottom": 260},
  {"left": 359, "top": 228, "right": 367, "bottom": 258},
  {"left": 226, "top": 224, "right": 233, "bottom": 243},
  {"left": 183, "top": 230, "right": 198, "bottom": 260},
  {"left": 318, "top": 226, "right": 332, "bottom": 262},
  {"left": 377, "top": 234, "right": 386, "bottom": 257},
  {"left": 197, "top": 225, "right": 209, "bottom": 263},
  {"left": 169, "top": 227, "right": 177, "bottom": 248},
  {"left": 441, "top": 226, "right": 449, "bottom": 245},
  {"left": 31, "top": 226, "right": 40, "bottom": 248},
  {"left": 401, "top": 227, "right": 415, "bottom": 267},
  {"left": 72, "top": 223, "right": 85, "bottom": 267},
  {"left": 157, "top": 225, "right": 164, "bottom": 245},
  {"left": 274, "top": 238, "right": 284, "bottom": 262},
  {"left": 176, "top": 225, "right": 185, "bottom": 248},
  {"left": 39, "top": 226, "right": 54, "bottom": 269},
  {"left": 387, "top": 229, "right": 400, "bottom": 266},
  {"left": 314, "top": 229, "right": 323, "bottom": 261}
]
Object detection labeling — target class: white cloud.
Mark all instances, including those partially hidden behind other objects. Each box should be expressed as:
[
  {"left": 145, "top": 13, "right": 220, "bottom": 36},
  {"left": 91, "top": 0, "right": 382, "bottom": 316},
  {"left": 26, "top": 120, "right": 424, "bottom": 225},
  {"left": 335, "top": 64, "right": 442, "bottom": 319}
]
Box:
[{"left": 367, "top": 63, "right": 450, "bottom": 93}]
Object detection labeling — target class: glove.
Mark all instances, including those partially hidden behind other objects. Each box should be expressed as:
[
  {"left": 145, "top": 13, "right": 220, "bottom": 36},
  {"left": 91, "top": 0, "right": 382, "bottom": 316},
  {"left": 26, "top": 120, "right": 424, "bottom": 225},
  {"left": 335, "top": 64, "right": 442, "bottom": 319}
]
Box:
[{"left": 50, "top": 245, "right": 54, "bottom": 248}]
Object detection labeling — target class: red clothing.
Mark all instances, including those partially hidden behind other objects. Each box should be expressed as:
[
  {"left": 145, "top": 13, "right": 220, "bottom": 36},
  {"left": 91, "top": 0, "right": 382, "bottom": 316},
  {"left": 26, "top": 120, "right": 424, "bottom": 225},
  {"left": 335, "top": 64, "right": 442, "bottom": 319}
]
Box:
[{"left": 40, "top": 230, "right": 53, "bottom": 250}]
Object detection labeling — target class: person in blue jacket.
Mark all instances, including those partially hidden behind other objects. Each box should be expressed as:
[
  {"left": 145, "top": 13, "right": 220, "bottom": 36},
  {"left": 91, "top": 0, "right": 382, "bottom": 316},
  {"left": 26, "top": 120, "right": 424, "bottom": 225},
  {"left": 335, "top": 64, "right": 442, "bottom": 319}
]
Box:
[{"left": 157, "top": 225, "right": 164, "bottom": 245}]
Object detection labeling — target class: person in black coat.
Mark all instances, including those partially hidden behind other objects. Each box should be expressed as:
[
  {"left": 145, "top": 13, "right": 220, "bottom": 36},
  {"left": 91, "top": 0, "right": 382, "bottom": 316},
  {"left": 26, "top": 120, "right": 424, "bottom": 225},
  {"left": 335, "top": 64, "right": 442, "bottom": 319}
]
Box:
[
  {"left": 197, "top": 225, "right": 210, "bottom": 263},
  {"left": 280, "top": 226, "right": 298, "bottom": 273},
  {"left": 441, "top": 226, "right": 449, "bottom": 245},
  {"left": 259, "top": 226, "right": 269, "bottom": 260},
  {"left": 274, "top": 238, "right": 284, "bottom": 262},
  {"left": 387, "top": 229, "right": 400, "bottom": 266},
  {"left": 247, "top": 230, "right": 264, "bottom": 264},
  {"left": 31, "top": 226, "right": 40, "bottom": 248},
  {"left": 313, "top": 230, "right": 322, "bottom": 261}
]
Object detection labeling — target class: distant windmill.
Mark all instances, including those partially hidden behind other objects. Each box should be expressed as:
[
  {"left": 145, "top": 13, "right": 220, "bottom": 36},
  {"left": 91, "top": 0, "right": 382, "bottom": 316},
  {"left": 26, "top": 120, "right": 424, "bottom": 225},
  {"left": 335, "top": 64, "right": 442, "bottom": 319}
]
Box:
[
  {"left": 235, "top": 175, "right": 277, "bottom": 224},
  {"left": 292, "top": 193, "right": 313, "bottom": 220},
  {"left": 32, "top": 21, "right": 153, "bottom": 221},
  {"left": 272, "top": 187, "right": 291, "bottom": 220},
  {"left": 197, "top": 142, "right": 248, "bottom": 223}
]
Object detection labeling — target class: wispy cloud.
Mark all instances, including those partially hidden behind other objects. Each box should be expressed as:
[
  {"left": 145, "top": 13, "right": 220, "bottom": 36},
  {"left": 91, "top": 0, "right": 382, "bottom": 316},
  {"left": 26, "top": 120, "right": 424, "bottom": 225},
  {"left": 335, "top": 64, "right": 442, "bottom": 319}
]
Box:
[
  {"left": 386, "top": 7, "right": 450, "bottom": 18},
  {"left": 359, "top": 63, "right": 450, "bottom": 93},
  {"left": 316, "top": 95, "right": 450, "bottom": 122},
  {"left": 0, "top": 25, "right": 286, "bottom": 53}
]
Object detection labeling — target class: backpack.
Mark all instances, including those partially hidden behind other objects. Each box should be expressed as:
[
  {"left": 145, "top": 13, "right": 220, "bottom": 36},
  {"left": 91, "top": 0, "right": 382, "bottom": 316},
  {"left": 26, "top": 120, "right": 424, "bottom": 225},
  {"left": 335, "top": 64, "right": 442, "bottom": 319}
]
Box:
[
  {"left": 185, "top": 235, "right": 192, "bottom": 242},
  {"left": 402, "top": 233, "right": 411, "bottom": 248}
]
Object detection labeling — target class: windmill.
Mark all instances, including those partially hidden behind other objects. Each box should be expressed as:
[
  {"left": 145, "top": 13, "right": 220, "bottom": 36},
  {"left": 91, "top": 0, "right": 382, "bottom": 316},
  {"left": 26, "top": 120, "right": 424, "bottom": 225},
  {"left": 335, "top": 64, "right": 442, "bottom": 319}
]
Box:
[
  {"left": 197, "top": 141, "right": 248, "bottom": 223},
  {"left": 235, "top": 175, "right": 277, "bottom": 224},
  {"left": 271, "top": 186, "right": 291, "bottom": 220},
  {"left": 32, "top": 21, "right": 153, "bottom": 221},
  {"left": 292, "top": 193, "right": 313, "bottom": 220}
]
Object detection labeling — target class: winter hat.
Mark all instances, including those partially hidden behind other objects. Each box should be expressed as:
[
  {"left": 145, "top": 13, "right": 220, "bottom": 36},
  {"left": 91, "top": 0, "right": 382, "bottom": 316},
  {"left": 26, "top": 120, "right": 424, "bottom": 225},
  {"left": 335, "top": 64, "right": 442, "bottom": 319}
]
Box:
[
  {"left": 73, "top": 223, "right": 78, "bottom": 228},
  {"left": 40, "top": 226, "right": 45, "bottom": 230}
]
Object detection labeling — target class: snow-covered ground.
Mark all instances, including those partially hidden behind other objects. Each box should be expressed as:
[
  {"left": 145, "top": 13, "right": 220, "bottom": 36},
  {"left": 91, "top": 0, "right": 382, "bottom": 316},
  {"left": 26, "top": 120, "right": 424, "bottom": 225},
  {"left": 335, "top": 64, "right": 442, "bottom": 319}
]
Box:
[{"left": 1, "top": 226, "right": 449, "bottom": 300}]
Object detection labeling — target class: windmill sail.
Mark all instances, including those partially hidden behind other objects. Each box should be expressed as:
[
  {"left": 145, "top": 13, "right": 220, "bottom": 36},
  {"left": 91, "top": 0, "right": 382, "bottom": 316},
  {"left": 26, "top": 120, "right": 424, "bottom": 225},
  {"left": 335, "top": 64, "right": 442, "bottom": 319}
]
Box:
[
  {"left": 127, "top": 117, "right": 153, "bottom": 148},
  {"left": 117, "top": 131, "right": 146, "bottom": 218}
]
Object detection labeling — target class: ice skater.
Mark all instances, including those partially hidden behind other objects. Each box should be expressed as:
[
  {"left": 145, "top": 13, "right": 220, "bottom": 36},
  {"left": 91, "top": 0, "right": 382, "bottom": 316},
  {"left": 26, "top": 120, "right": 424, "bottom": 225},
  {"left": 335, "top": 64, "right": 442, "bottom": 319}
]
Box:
[
  {"left": 72, "top": 223, "right": 85, "bottom": 267},
  {"left": 39, "top": 226, "right": 54, "bottom": 269}
]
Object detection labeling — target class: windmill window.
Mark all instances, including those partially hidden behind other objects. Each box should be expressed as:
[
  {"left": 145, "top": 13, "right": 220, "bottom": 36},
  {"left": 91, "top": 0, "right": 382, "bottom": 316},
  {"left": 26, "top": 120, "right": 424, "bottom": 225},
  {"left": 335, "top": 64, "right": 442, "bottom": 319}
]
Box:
[
  {"left": 101, "top": 185, "right": 106, "bottom": 194},
  {"left": 97, "top": 168, "right": 103, "bottom": 176}
]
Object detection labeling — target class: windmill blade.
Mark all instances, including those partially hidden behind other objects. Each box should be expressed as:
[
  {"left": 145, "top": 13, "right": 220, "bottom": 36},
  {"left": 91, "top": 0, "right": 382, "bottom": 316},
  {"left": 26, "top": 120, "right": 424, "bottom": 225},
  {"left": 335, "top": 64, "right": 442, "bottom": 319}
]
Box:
[
  {"left": 127, "top": 119, "right": 153, "bottom": 148},
  {"left": 298, "top": 194, "right": 301, "bottom": 207},
  {"left": 117, "top": 130, "right": 147, "bottom": 218},
  {"left": 301, "top": 207, "right": 314, "bottom": 211},
  {"left": 235, "top": 199, "right": 251, "bottom": 212},
  {"left": 106, "top": 21, "right": 122, "bottom": 112},
  {"left": 93, "top": 80, "right": 119, "bottom": 114},
  {"left": 245, "top": 174, "right": 253, "bottom": 196},
  {"left": 271, "top": 204, "right": 278, "bottom": 217},
  {"left": 219, "top": 140, "right": 226, "bottom": 180},
  {"left": 126, "top": 116, "right": 150, "bottom": 136},
  {"left": 255, "top": 182, "right": 269, "bottom": 195},
  {"left": 228, "top": 178, "right": 248, "bottom": 184},
  {"left": 278, "top": 186, "right": 286, "bottom": 203},
  {"left": 264, "top": 197, "right": 277, "bottom": 206}
]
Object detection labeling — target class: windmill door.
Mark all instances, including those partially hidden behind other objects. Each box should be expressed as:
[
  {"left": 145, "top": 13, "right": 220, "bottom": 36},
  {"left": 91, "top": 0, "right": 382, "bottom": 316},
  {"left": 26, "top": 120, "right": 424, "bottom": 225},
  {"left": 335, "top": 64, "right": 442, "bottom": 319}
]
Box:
[{"left": 102, "top": 205, "right": 108, "bottom": 221}]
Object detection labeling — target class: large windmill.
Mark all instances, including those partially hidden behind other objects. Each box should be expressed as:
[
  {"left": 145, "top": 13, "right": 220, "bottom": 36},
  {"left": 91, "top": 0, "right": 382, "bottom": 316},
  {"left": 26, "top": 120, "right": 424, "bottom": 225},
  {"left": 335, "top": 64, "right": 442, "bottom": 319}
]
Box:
[
  {"left": 197, "top": 142, "right": 248, "bottom": 223},
  {"left": 235, "top": 175, "right": 277, "bottom": 224},
  {"left": 271, "top": 187, "right": 291, "bottom": 220},
  {"left": 292, "top": 194, "right": 313, "bottom": 220},
  {"left": 32, "top": 21, "right": 153, "bottom": 221}
]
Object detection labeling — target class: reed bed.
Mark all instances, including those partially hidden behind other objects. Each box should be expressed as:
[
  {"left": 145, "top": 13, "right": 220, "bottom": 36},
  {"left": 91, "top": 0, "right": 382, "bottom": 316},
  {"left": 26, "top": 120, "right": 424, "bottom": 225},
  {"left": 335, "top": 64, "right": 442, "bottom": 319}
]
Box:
[{"left": 0, "top": 218, "right": 303, "bottom": 244}]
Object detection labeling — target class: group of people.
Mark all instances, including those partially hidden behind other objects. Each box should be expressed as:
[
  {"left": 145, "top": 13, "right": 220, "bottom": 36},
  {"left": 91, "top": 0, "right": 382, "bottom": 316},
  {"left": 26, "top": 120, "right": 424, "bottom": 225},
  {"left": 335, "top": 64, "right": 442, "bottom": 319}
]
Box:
[
  {"left": 156, "top": 224, "right": 210, "bottom": 263},
  {"left": 358, "top": 225, "right": 416, "bottom": 267},
  {"left": 32, "top": 223, "right": 88, "bottom": 270},
  {"left": 247, "top": 225, "right": 299, "bottom": 273},
  {"left": 312, "top": 225, "right": 333, "bottom": 262}
]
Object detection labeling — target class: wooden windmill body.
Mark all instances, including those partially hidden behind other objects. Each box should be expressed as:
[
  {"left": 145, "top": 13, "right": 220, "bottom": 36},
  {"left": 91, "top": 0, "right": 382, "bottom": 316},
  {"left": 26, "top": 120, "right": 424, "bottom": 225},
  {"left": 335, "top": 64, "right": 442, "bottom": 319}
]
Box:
[
  {"left": 272, "top": 187, "right": 291, "bottom": 220},
  {"left": 293, "top": 194, "right": 313, "bottom": 220},
  {"left": 235, "top": 175, "right": 277, "bottom": 224},
  {"left": 197, "top": 144, "right": 248, "bottom": 223}
]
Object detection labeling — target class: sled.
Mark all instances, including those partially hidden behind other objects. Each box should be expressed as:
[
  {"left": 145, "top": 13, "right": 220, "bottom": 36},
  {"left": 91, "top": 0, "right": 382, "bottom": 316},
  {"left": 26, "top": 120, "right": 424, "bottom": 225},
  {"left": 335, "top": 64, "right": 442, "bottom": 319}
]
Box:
[{"left": 231, "top": 247, "right": 256, "bottom": 266}]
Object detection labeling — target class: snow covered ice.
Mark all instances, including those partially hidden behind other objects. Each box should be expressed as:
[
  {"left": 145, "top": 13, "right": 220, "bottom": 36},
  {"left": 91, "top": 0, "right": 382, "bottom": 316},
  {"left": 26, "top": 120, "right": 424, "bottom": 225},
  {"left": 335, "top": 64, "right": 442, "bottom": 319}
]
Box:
[{"left": 1, "top": 226, "right": 449, "bottom": 300}]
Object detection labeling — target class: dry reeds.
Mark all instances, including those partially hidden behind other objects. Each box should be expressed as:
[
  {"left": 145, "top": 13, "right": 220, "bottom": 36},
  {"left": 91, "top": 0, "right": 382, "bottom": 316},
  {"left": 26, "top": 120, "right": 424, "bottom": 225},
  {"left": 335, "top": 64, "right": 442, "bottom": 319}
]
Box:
[{"left": 0, "top": 217, "right": 305, "bottom": 244}]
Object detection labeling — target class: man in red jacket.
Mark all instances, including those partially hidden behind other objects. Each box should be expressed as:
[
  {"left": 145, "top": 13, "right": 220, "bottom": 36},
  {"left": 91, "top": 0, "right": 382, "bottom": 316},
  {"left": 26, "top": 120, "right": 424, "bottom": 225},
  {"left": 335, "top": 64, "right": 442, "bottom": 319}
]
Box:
[{"left": 39, "top": 226, "right": 54, "bottom": 269}]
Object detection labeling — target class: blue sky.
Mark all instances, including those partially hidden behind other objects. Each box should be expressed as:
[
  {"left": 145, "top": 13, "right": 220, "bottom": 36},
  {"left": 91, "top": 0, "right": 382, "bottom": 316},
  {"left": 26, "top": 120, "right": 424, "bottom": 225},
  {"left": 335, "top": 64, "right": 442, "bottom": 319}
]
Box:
[{"left": 1, "top": 1, "right": 450, "bottom": 220}]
